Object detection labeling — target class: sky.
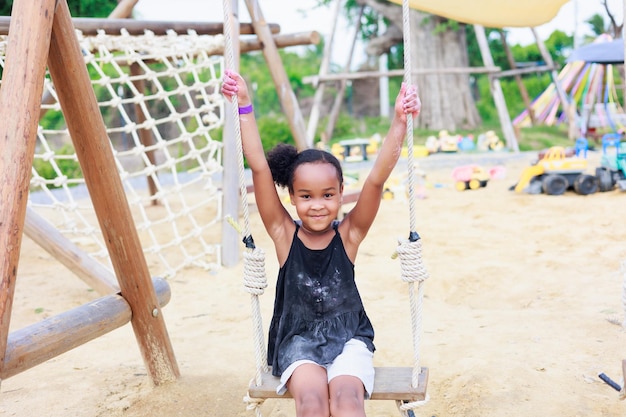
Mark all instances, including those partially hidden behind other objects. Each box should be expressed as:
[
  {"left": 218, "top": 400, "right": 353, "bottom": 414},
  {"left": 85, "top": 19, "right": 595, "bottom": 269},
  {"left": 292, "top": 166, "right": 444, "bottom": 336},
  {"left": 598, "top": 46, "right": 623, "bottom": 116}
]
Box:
[{"left": 134, "top": 0, "right": 623, "bottom": 66}]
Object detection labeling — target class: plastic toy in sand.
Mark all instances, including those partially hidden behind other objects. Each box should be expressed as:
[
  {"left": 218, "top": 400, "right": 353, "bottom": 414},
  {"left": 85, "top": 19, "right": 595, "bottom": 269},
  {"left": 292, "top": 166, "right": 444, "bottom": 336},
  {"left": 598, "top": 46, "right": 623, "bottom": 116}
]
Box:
[
  {"left": 511, "top": 146, "right": 600, "bottom": 195},
  {"left": 457, "top": 135, "right": 475, "bottom": 151},
  {"left": 438, "top": 130, "right": 460, "bottom": 153},
  {"left": 477, "top": 130, "right": 504, "bottom": 151},
  {"left": 451, "top": 164, "right": 506, "bottom": 191}
]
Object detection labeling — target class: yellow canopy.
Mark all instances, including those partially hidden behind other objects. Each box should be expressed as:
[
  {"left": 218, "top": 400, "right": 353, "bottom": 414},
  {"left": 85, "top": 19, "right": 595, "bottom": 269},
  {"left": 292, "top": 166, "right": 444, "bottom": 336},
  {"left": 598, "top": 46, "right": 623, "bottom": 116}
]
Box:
[{"left": 387, "top": 0, "right": 570, "bottom": 28}]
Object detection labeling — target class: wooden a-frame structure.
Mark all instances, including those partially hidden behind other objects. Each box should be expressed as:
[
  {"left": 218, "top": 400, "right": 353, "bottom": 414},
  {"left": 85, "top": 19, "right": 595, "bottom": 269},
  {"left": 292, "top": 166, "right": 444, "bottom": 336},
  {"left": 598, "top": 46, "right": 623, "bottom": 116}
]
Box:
[{"left": 0, "top": 0, "right": 179, "bottom": 384}]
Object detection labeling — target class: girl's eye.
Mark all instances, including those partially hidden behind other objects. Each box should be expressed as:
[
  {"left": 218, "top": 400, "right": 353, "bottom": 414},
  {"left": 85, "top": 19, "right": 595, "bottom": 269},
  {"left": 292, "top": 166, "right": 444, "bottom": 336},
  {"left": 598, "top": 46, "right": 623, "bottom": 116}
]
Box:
[{"left": 324, "top": 193, "right": 333, "bottom": 198}]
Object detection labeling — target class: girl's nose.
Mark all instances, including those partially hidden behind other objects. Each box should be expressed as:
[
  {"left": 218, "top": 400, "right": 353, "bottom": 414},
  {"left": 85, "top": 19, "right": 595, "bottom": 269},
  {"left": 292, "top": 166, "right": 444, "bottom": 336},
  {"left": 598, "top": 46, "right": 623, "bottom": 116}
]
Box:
[{"left": 310, "top": 198, "right": 324, "bottom": 209}]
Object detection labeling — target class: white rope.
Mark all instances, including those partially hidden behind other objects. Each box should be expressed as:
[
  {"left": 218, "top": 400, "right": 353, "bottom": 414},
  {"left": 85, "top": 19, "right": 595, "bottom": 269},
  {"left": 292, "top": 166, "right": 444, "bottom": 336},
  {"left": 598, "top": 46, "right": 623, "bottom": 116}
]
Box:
[
  {"left": 396, "top": 394, "right": 430, "bottom": 415},
  {"left": 396, "top": 1, "right": 430, "bottom": 413},
  {"left": 222, "top": 1, "right": 269, "bottom": 415},
  {"left": 402, "top": 0, "right": 417, "bottom": 233},
  {"left": 396, "top": 238, "right": 429, "bottom": 386}
]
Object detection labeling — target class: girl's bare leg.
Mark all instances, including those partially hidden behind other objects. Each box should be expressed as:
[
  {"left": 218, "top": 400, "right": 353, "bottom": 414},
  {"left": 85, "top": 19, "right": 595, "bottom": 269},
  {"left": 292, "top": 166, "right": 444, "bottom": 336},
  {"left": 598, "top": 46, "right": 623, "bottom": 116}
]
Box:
[
  {"left": 329, "top": 375, "right": 366, "bottom": 417},
  {"left": 287, "top": 363, "right": 330, "bottom": 417}
]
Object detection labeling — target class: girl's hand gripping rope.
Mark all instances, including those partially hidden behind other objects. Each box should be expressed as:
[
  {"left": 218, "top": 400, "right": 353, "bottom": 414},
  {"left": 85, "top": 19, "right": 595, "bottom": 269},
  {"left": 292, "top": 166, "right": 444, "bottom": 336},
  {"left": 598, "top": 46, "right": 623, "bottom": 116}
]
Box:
[
  {"left": 221, "top": 69, "right": 252, "bottom": 108},
  {"left": 397, "top": 82, "right": 421, "bottom": 122}
]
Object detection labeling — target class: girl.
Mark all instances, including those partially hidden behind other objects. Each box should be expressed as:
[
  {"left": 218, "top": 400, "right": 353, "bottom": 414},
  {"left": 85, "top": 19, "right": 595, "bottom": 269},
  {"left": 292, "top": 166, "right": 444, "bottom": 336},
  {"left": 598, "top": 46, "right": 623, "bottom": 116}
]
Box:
[{"left": 222, "top": 70, "right": 420, "bottom": 417}]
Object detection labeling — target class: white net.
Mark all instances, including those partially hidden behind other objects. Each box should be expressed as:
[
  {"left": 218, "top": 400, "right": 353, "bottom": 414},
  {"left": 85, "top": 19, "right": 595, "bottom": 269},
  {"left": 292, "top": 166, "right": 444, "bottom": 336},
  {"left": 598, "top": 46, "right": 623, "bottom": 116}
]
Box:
[{"left": 0, "top": 29, "right": 227, "bottom": 279}]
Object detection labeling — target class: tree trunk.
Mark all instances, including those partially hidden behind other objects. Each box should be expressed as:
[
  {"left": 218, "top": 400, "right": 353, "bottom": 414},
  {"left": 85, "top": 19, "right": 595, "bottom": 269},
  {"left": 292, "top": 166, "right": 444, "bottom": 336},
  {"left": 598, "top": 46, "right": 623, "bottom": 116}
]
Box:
[{"left": 359, "top": 0, "right": 481, "bottom": 131}]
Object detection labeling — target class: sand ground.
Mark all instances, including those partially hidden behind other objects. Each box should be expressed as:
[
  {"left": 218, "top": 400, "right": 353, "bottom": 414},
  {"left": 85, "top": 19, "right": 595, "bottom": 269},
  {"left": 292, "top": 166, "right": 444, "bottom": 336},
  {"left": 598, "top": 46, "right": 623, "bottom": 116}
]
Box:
[{"left": 2, "top": 150, "right": 626, "bottom": 417}]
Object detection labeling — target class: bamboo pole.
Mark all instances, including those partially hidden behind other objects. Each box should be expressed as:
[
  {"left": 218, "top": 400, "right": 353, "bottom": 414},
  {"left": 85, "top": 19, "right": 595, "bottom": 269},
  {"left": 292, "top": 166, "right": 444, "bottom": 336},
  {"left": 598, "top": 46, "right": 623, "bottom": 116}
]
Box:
[
  {"left": 2, "top": 277, "right": 170, "bottom": 380},
  {"left": 492, "top": 65, "right": 553, "bottom": 78},
  {"left": 323, "top": 5, "right": 364, "bottom": 144},
  {"left": 474, "top": 25, "right": 519, "bottom": 153},
  {"left": 303, "top": 66, "right": 501, "bottom": 85},
  {"left": 47, "top": 0, "right": 179, "bottom": 385},
  {"left": 500, "top": 30, "right": 536, "bottom": 125},
  {"left": 240, "top": 31, "right": 320, "bottom": 52},
  {"left": 306, "top": 0, "right": 343, "bottom": 146},
  {"left": 244, "top": 0, "right": 308, "bottom": 150},
  {"left": 531, "top": 27, "right": 578, "bottom": 140},
  {"left": 0, "top": 0, "right": 57, "bottom": 372}
]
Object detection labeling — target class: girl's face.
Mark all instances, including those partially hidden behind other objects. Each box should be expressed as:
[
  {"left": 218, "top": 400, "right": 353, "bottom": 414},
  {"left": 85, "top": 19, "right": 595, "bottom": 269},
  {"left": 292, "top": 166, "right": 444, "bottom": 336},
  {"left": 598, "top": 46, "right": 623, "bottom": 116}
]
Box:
[{"left": 289, "top": 162, "right": 343, "bottom": 234}]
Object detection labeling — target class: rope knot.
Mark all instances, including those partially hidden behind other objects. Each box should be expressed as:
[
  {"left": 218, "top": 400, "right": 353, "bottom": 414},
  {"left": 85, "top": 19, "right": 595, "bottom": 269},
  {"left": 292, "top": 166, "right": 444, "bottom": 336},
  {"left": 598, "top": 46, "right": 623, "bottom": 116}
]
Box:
[
  {"left": 396, "top": 238, "right": 429, "bottom": 283},
  {"left": 243, "top": 390, "right": 265, "bottom": 412},
  {"left": 242, "top": 248, "right": 268, "bottom": 295}
]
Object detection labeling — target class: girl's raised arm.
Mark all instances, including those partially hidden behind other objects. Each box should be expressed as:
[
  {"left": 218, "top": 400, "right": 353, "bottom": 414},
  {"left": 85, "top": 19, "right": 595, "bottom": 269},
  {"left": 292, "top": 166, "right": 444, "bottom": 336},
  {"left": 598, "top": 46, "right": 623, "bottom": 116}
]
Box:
[{"left": 221, "top": 70, "right": 293, "bottom": 251}]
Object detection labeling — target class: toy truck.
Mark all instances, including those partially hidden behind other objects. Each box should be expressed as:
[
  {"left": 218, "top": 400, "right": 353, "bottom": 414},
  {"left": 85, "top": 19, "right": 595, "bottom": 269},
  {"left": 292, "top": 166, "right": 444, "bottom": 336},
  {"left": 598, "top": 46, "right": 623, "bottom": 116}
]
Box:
[
  {"left": 512, "top": 146, "right": 599, "bottom": 195},
  {"left": 452, "top": 164, "right": 491, "bottom": 191},
  {"left": 596, "top": 141, "right": 626, "bottom": 192}
]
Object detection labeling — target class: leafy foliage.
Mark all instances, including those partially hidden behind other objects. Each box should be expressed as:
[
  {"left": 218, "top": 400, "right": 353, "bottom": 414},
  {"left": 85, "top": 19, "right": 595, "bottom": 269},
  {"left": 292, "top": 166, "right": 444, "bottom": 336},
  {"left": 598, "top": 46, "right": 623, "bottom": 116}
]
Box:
[
  {"left": 31, "top": 144, "right": 83, "bottom": 188},
  {"left": 0, "top": 0, "right": 118, "bottom": 17}
]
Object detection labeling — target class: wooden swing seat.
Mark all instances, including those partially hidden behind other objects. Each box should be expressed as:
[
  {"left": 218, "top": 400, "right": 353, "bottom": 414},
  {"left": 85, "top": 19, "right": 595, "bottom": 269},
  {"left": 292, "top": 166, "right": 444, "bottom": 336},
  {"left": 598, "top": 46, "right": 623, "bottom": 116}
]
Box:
[{"left": 248, "top": 366, "right": 428, "bottom": 402}]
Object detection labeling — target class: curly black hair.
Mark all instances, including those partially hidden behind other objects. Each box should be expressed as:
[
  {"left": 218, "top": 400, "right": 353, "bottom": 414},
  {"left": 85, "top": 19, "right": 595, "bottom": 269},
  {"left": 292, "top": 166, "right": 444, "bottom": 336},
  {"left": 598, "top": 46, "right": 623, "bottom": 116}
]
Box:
[{"left": 266, "top": 143, "right": 343, "bottom": 192}]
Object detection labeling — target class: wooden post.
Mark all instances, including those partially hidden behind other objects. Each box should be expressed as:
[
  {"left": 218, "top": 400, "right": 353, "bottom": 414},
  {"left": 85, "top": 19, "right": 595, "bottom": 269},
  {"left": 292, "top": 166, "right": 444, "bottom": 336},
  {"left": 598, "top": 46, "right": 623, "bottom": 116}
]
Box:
[
  {"left": 307, "top": 0, "right": 342, "bottom": 147},
  {"left": 500, "top": 30, "right": 536, "bottom": 125},
  {"left": 24, "top": 208, "right": 119, "bottom": 295},
  {"left": 244, "top": 0, "right": 308, "bottom": 150},
  {"left": 47, "top": 0, "right": 179, "bottom": 384},
  {"left": 130, "top": 63, "right": 159, "bottom": 204},
  {"left": 222, "top": 0, "right": 242, "bottom": 268},
  {"left": 0, "top": 0, "right": 57, "bottom": 372},
  {"left": 473, "top": 25, "right": 519, "bottom": 152},
  {"left": 0, "top": 16, "right": 281, "bottom": 37},
  {"left": 324, "top": 5, "right": 364, "bottom": 143},
  {"left": 531, "top": 27, "right": 578, "bottom": 140},
  {"left": 2, "top": 277, "right": 171, "bottom": 380}
]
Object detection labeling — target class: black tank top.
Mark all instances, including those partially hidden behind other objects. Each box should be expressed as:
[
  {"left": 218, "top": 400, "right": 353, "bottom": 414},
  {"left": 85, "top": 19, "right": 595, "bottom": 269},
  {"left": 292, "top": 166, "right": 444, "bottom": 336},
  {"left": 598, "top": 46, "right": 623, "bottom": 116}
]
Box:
[{"left": 267, "top": 221, "right": 375, "bottom": 376}]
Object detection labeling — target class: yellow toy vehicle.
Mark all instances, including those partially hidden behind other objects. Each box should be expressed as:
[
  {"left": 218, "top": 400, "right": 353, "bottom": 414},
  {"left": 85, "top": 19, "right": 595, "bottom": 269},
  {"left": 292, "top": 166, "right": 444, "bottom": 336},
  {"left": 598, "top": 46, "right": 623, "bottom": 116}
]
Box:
[
  {"left": 451, "top": 164, "right": 491, "bottom": 191},
  {"left": 512, "top": 146, "right": 599, "bottom": 195}
]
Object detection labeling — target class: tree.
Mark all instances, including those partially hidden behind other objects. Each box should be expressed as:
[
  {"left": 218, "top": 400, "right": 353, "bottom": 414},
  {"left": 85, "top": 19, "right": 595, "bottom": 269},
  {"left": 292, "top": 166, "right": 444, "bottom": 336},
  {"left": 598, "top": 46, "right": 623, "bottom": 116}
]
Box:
[
  {"left": 584, "top": 1, "right": 623, "bottom": 41},
  {"left": 0, "top": 0, "right": 117, "bottom": 17},
  {"left": 350, "top": 0, "right": 481, "bottom": 131}
]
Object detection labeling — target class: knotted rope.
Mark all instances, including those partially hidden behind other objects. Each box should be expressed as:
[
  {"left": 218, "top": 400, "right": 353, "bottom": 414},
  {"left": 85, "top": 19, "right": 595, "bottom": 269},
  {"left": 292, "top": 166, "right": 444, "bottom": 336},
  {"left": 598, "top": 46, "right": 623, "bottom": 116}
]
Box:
[
  {"left": 222, "top": 1, "right": 269, "bottom": 414},
  {"left": 396, "top": 0, "right": 430, "bottom": 411}
]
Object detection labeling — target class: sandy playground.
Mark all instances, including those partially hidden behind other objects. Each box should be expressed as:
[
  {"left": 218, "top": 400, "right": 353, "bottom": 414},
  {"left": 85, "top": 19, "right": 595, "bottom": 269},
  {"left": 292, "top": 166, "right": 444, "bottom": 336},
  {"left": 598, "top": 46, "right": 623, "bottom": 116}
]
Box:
[{"left": 2, "top": 149, "right": 626, "bottom": 417}]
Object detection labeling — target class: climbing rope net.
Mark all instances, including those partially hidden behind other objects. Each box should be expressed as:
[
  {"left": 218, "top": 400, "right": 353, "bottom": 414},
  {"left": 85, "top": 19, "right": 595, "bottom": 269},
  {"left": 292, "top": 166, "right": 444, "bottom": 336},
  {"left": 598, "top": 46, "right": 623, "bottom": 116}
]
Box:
[{"left": 0, "top": 29, "right": 226, "bottom": 278}]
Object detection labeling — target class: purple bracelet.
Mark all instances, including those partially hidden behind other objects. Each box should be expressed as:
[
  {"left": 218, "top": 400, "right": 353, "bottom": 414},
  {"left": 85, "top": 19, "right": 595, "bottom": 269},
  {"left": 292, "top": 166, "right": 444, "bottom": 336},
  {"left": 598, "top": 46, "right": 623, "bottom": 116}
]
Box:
[{"left": 238, "top": 104, "right": 253, "bottom": 114}]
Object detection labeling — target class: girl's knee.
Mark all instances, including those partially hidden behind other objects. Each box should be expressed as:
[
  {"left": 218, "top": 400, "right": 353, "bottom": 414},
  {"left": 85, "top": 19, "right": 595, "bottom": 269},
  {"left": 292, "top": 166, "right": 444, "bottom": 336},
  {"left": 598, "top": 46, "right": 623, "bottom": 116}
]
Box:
[
  {"left": 329, "top": 393, "right": 364, "bottom": 417},
  {"left": 294, "top": 391, "right": 329, "bottom": 417},
  {"left": 329, "top": 378, "right": 366, "bottom": 417}
]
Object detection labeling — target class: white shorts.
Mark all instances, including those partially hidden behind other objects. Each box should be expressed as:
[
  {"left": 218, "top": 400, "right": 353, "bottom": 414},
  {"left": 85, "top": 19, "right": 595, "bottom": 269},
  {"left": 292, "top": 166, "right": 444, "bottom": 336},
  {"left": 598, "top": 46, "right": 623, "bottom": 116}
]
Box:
[{"left": 276, "top": 339, "right": 375, "bottom": 399}]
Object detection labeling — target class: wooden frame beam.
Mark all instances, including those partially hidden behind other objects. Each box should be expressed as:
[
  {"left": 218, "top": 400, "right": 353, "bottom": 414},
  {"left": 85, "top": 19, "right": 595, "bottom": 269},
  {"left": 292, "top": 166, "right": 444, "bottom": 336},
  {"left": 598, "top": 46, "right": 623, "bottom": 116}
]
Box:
[
  {"left": 303, "top": 66, "right": 501, "bottom": 86},
  {"left": 2, "top": 277, "right": 170, "bottom": 380},
  {"left": 0, "top": 278, "right": 172, "bottom": 379},
  {"left": 0, "top": 16, "right": 280, "bottom": 36},
  {"left": 47, "top": 0, "right": 179, "bottom": 385}
]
